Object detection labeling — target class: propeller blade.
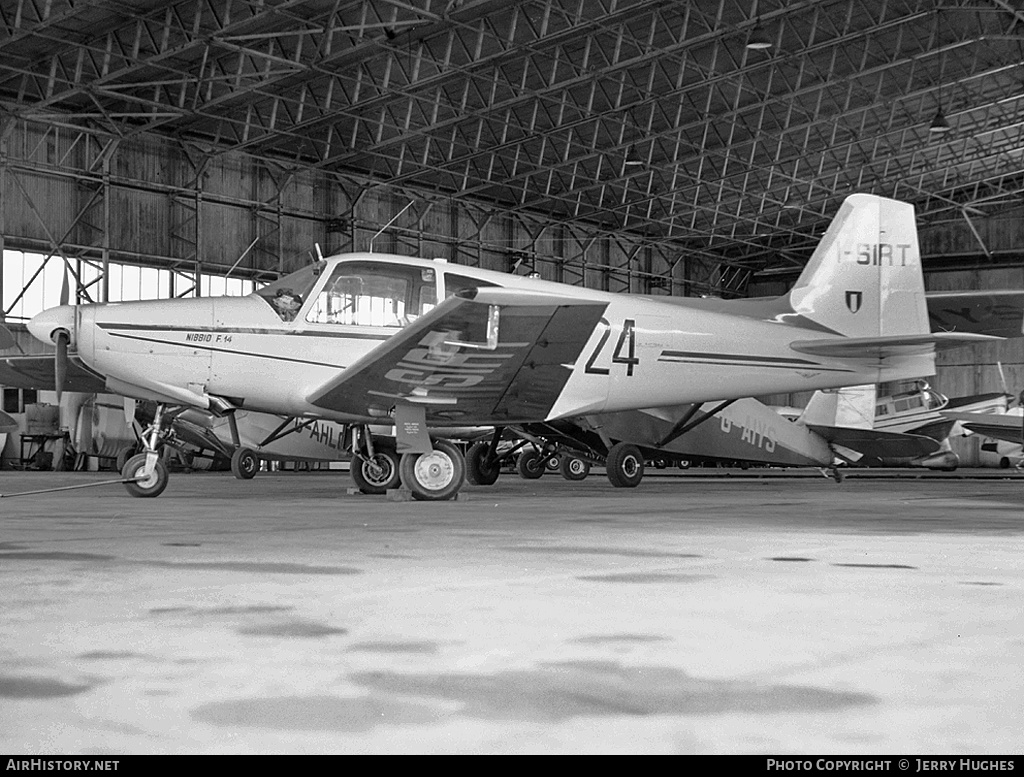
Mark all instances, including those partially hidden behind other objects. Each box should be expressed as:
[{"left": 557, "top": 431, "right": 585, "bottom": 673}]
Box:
[
  {"left": 59, "top": 261, "right": 71, "bottom": 306},
  {"left": 0, "top": 324, "right": 17, "bottom": 351},
  {"left": 55, "top": 330, "right": 69, "bottom": 404},
  {"left": 0, "top": 410, "right": 18, "bottom": 432}
]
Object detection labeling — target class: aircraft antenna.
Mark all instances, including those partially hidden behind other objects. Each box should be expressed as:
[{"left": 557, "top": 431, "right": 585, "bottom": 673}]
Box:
[
  {"left": 314, "top": 243, "right": 324, "bottom": 261},
  {"left": 368, "top": 201, "right": 415, "bottom": 253},
  {"left": 224, "top": 237, "right": 260, "bottom": 289}
]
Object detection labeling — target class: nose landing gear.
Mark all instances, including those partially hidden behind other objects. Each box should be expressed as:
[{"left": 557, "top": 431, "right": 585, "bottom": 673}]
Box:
[{"left": 121, "top": 403, "right": 170, "bottom": 498}]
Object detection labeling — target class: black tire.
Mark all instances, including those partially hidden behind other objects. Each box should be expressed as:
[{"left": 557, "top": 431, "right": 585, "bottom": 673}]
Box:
[
  {"left": 399, "top": 440, "right": 465, "bottom": 501},
  {"left": 516, "top": 449, "right": 545, "bottom": 479},
  {"left": 121, "top": 453, "right": 169, "bottom": 498},
  {"left": 231, "top": 447, "right": 259, "bottom": 480},
  {"left": 351, "top": 449, "right": 401, "bottom": 494},
  {"left": 545, "top": 455, "right": 561, "bottom": 472},
  {"left": 1000, "top": 457, "right": 1010, "bottom": 469},
  {"left": 677, "top": 459, "right": 691, "bottom": 470},
  {"left": 559, "top": 456, "right": 590, "bottom": 481},
  {"left": 466, "top": 441, "right": 500, "bottom": 486},
  {"left": 115, "top": 446, "right": 138, "bottom": 473},
  {"left": 606, "top": 442, "right": 644, "bottom": 488}
]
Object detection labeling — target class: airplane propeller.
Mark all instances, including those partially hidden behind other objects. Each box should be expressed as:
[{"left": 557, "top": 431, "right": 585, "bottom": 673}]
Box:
[
  {"left": 997, "top": 361, "right": 1010, "bottom": 398},
  {"left": 0, "top": 324, "right": 22, "bottom": 352},
  {"left": 54, "top": 328, "right": 69, "bottom": 404},
  {"left": 59, "top": 260, "right": 71, "bottom": 306}
]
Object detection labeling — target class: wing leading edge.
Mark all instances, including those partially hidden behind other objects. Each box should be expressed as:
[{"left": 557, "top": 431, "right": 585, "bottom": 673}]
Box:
[
  {"left": 0, "top": 354, "right": 107, "bottom": 394},
  {"left": 307, "top": 291, "right": 608, "bottom": 425}
]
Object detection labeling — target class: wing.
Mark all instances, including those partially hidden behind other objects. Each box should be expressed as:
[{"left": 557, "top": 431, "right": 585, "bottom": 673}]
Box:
[
  {"left": 307, "top": 289, "right": 608, "bottom": 425},
  {"left": 940, "top": 410, "right": 1024, "bottom": 445},
  {"left": 0, "top": 354, "right": 107, "bottom": 393},
  {"left": 926, "top": 290, "right": 1024, "bottom": 338},
  {"left": 806, "top": 424, "right": 942, "bottom": 459}
]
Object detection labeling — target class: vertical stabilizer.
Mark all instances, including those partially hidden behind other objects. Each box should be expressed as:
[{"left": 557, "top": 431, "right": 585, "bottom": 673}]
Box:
[
  {"left": 798, "top": 384, "right": 877, "bottom": 429},
  {"left": 788, "top": 194, "right": 929, "bottom": 338}
]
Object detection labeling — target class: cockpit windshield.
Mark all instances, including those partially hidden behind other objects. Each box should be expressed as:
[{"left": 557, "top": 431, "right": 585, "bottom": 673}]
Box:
[
  {"left": 305, "top": 261, "right": 438, "bottom": 328},
  {"left": 255, "top": 262, "right": 326, "bottom": 322}
]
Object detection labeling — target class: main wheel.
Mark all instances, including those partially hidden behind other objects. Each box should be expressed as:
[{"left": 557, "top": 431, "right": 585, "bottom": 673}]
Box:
[
  {"left": 231, "top": 447, "right": 259, "bottom": 480},
  {"left": 122, "top": 453, "right": 169, "bottom": 498},
  {"left": 351, "top": 449, "right": 401, "bottom": 494},
  {"left": 559, "top": 456, "right": 590, "bottom": 481},
  {"left": 115, "top": 446, "right": 137, "bottom": 473},
  {"left": 606, "top": 442, "right": 644, "bottom": 488},
  {"left": 466, "top": 441, "right": 500, "bottom": 486},
  {"left": 516, "top": 449, "right": 545, "bottom": 479},
  {"left": 399, "top": 440, "right": 465, "bottom": 501}
]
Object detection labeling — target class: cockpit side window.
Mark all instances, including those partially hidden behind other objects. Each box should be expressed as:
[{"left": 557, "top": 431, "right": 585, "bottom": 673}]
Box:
[
  {"left": 255, "top": 262, "right": 325, "bottom": 322},
  {"left": 306, "top": 262, "right": 438, "bottom": 327}
]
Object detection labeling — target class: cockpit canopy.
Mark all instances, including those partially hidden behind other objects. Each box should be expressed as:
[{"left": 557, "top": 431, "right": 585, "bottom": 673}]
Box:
[{"left": 254, "top": 257, "right": 496, "bottom": 325}]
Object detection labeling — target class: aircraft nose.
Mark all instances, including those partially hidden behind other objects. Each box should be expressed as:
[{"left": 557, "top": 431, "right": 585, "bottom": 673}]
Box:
[{"left": 27, "top": 305, "right": 76, "bottom": 346}]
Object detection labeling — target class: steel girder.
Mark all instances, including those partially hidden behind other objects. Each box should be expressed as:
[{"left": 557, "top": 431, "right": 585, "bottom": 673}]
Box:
[{"left": 2, "top": 0, "right": 1024, "bottom": 285}]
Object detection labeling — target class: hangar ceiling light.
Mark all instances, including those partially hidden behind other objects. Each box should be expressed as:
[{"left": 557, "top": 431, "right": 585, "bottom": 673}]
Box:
[
  {"left": 745, "top": 21, "right": 772, "bottom": 50},
  {"left": 929, "top": 109, "right": 952, "bottom": 134}
]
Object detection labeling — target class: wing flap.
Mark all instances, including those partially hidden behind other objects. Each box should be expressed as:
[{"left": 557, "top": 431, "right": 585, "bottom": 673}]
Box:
[
  {"left": 940, "top": 410, "right": 1024, "bottom": 445},
  {"left": 307, "top": 292, "right": 608, "bottom": 424}
]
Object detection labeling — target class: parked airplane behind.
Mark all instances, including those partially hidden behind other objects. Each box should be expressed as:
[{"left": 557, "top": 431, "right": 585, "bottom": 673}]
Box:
[
  {"left": 24, "top": 194, "right": 998, "bottom": 499},
  {"left": 794, "top": 382, "right": 1008, "bottom": 470}
]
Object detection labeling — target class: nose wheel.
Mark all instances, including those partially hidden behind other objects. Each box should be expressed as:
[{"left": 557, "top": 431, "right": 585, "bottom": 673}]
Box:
[{"left": 122, "top": 403, "right": 171, "bottom": 498}]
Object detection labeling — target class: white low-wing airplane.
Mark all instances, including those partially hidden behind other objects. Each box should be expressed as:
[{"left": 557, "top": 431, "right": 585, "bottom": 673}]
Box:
[{"left": 25, "top": 194, "right": 997, "bottom": 499}]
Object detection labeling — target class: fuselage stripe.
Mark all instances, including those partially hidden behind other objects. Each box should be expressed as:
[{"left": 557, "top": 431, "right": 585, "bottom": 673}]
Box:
[
  {"left": 659, "top": 349, "right": 820, "bottom": 366},
  {"left": 105, "top": 331, "right": 347, "bottom": 369},
  {"left": 96, "top": 322, "right": 390, "bottom": 341}
]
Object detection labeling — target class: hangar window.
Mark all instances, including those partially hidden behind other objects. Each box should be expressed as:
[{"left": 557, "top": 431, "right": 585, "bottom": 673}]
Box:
[{"left": 305, "top": 261, "right": 438, "bottom": 328}]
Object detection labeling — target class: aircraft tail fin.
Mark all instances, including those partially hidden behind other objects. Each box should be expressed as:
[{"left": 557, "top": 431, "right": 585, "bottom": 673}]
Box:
[
  {"left": 798, "top": 384, "right": 877, "bottom": 429},
  {"left": 788, "top": 194, "right": 929, "bottom": 339}
]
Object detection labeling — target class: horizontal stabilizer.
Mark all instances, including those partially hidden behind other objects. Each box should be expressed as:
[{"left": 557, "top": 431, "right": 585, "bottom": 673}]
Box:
[
  {"left": 807, "top": 424, "right": 941, "bottom": 459},
  {"left": 790, "top": 332, "right": 1000, "bottom": 358}
]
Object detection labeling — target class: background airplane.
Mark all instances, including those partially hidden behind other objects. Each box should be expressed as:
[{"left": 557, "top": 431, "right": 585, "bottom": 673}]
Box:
[{"left": 475, "top": 380, "right": 1006, "bottom": 487}]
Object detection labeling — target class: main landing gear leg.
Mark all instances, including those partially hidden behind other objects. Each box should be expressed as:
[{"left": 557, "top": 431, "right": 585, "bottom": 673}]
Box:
[
  {"left": 466, "top": 427, "right": 503, "bottom": 486},
  {"left": 121, "top": 403, "right": 170, "bottom": 498},
  {"left": 350, "top": 425, "right": 401, "bottom": 494}
]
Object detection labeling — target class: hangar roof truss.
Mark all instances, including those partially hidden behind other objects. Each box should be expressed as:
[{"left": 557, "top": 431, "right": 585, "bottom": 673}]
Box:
[{"left": 2, "top": 0, "right": 1023, "bottom": 279}]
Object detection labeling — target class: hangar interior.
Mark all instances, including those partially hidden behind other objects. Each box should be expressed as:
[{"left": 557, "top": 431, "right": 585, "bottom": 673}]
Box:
[{"left": 2, "top": 0, "right": 1024, "bottom": 465}]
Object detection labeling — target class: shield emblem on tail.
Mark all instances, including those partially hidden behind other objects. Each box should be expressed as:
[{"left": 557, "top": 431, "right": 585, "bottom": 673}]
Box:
[{"left": 845, "top": 290, "right": 863, "bottom": 314}]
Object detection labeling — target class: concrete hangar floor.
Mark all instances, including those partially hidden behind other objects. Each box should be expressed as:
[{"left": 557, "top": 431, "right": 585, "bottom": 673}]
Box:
[{"left": 0, "top": 467, "right": 1022, "bottom": 755}]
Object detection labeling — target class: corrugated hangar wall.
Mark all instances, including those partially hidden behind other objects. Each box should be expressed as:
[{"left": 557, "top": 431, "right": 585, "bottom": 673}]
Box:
[
  {"left": 1, "top": 119, "right": 695, "bottom": 306},
  {"left": 3, "top": 118, "right": 1022, "bottom": 464}
]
